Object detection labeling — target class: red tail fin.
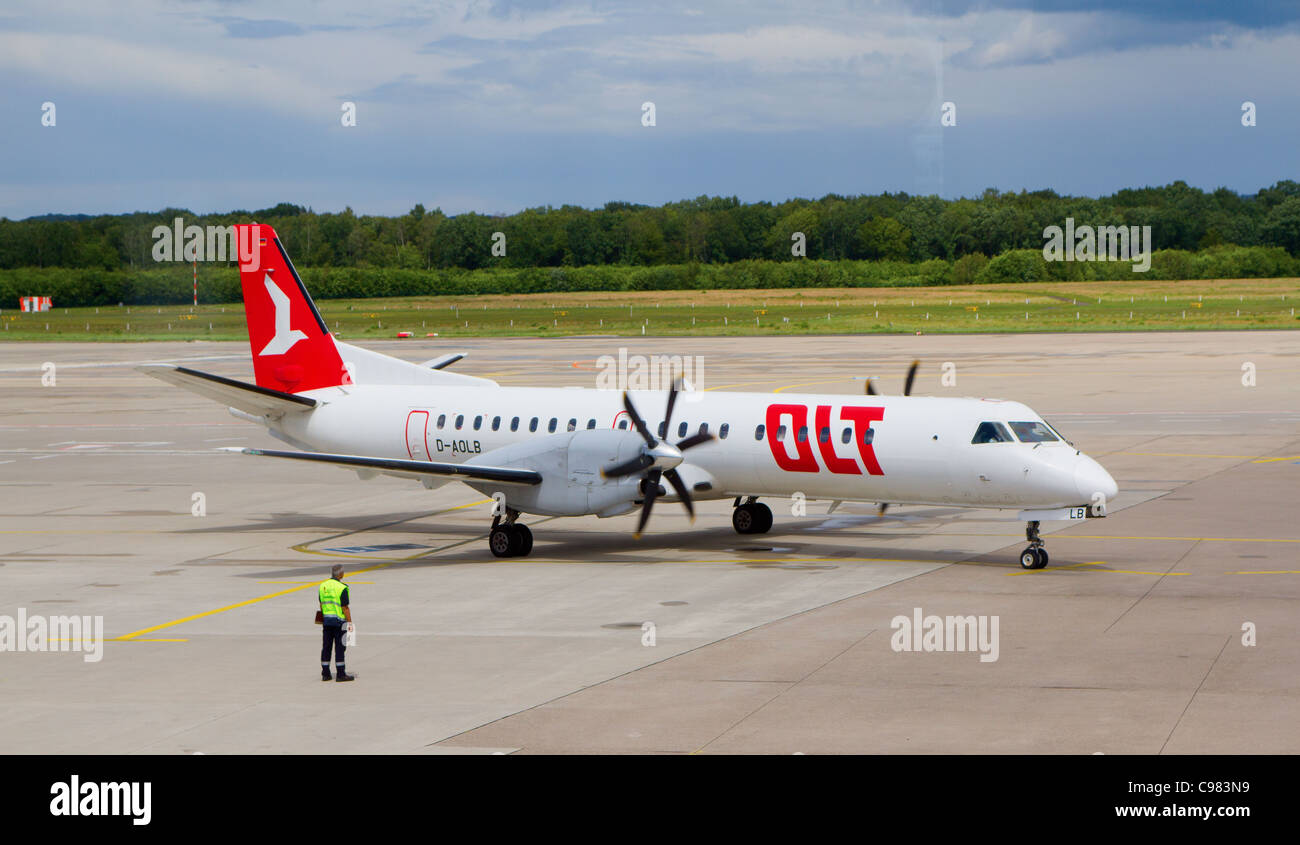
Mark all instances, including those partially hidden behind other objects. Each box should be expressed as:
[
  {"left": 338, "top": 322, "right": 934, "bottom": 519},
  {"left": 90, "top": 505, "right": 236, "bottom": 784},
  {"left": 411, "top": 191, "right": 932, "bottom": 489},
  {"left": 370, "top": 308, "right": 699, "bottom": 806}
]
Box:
[{"left": 236, "top": 223, "right": 348, "bottom": 394}]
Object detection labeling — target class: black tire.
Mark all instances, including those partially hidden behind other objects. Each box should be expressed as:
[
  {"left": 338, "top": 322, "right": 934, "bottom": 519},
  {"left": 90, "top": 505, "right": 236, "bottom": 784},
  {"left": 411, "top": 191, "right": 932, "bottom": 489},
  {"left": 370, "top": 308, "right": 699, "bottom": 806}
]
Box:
[
  {"left": 506, "top": 525, "right": 525, "bottom": 556},
  {"left": 752, "top": 503, "right": 773, "bottom": 534},
  {"left": 1036, "top": 548, "right": 1049, "bottom": 569},
  {"left": 489, "top": 527, "right": 515, "bottom": 558},
  {"left": 515, "top": 524, "right": 533, "bottom": 556},
  {"left": 732, "top": 504, "right": 756, "bottom": 534},
  {"left": 1019, "top": 547, "right": 1038, "bottom": 570}
]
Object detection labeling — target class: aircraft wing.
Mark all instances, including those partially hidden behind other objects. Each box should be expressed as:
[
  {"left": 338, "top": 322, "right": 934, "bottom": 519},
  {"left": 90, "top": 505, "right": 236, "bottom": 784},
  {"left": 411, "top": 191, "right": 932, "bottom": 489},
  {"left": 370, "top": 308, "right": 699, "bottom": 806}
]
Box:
[
  {"left": 137, "top": 365, "right": 316, "bottom": 417},
  {"left": 228, "top": 447, "right": 543, "bottom": 486}
]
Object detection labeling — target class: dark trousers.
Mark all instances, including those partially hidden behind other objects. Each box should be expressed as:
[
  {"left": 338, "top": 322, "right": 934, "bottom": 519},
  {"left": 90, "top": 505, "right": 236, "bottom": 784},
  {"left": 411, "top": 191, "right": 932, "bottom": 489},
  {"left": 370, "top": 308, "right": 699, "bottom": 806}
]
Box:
[{"left": 321, "top": 622, "right": 346, "bottom": 668}]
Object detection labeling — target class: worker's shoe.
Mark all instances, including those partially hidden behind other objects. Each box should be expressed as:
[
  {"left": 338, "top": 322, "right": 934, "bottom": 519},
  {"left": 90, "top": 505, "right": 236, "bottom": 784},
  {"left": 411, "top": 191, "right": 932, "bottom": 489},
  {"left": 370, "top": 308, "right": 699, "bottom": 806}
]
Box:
[
  {"left": 335, "top": 670, "right": 355, "bottom": 682},
  {"left": 321, "top": 669, "right": 332, "bottom": 682}
]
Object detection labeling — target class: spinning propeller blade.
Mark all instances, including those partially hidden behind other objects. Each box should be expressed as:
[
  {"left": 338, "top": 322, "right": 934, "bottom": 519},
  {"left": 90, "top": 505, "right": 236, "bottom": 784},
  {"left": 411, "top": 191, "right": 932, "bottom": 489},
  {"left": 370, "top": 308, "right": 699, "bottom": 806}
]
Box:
[{"left": 609, "top": 375, "right": 714, "bottom": 538}]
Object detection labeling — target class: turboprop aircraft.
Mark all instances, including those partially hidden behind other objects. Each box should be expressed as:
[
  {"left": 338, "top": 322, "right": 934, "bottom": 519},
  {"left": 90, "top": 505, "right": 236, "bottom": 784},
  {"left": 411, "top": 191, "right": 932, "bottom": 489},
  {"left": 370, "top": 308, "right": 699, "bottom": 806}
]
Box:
[{"left": 140, "top": 224, "right": 1118, "bottom": 569}]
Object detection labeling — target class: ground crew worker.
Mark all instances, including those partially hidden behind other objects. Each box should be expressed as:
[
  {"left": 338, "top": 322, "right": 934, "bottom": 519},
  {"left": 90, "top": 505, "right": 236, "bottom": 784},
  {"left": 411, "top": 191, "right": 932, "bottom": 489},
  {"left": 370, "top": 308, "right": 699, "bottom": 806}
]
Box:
[{"left": 319, "top": 564, "right": 354, "bottom": 682}]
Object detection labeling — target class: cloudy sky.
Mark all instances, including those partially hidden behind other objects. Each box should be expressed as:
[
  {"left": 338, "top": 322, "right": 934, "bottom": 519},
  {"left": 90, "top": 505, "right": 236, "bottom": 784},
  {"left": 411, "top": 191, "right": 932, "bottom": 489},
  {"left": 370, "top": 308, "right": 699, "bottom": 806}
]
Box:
[{"left": 1, "top": 0, "right": 1297, "bottom": 218}]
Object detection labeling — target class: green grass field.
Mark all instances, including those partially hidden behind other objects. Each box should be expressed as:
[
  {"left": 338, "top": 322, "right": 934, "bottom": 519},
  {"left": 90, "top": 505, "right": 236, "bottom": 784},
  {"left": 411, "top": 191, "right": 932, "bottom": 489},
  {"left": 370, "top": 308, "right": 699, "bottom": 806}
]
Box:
[{"left": 3, "top": 278, "right": 1298, "bottom": 341}]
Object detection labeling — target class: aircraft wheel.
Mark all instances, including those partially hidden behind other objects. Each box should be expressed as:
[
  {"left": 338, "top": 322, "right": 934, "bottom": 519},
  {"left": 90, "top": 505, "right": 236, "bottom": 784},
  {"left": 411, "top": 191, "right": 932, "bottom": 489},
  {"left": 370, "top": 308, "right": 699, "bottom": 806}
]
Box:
[
  {"left": 732, "top": 504, "right": 757, "bottom": 534},
  {"left": 1020, "top": 547, "right": 1047, "bottom": 570},
  {"left": 752, "top": 503, "right": 773, "bottom": 534},
  {"left": 514, "top": 524, "right": 533, "bottom": 557},
  {"left": 489, "top": 527, "right": 516, "bottom": 558}
]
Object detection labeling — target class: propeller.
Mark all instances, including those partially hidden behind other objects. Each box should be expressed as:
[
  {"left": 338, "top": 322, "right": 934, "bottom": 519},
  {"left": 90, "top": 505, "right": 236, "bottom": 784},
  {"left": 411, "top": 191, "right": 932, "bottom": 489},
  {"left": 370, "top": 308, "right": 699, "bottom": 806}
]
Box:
[
  {"left": 902, "top": 359, "right": 919, "bottom": 396},
  {"left": 602, "top": 377, "right": 715, "bottom": 538},
  {"left": 865, "top": 360, "right": 920, "bottom": 515},
  {"left": 865, "top": 359, "right": 920, "bottom": 397}
]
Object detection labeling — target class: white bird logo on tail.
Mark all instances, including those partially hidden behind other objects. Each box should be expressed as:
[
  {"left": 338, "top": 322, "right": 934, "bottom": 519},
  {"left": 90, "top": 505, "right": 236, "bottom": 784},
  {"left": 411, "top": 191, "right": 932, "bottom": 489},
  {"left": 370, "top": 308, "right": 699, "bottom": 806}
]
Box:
[{"left": 258, "top": 275, "right": 309, "bottom": 356}]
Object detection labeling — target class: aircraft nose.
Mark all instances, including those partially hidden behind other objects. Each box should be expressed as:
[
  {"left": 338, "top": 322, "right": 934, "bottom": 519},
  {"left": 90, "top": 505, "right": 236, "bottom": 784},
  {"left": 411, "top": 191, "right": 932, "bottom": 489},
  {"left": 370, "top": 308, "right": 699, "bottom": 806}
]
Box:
[{"left": 1074, "top": 455, "right": 1119, "bottom": 505}]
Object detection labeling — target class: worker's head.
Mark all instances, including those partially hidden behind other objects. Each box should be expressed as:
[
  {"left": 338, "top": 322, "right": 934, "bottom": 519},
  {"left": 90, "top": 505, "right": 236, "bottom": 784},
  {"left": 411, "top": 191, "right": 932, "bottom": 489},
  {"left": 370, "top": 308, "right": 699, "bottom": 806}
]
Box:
[{"left": 331, "top": 564, "right": 345, "bottom": 581}]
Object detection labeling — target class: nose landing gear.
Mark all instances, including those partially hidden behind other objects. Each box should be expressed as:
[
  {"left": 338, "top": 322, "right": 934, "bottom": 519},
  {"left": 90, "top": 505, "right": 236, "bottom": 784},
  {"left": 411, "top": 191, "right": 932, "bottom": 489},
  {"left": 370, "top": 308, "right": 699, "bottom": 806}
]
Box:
[{"left": 1019, "top": 520, "right": 1048, "bottom": 569}]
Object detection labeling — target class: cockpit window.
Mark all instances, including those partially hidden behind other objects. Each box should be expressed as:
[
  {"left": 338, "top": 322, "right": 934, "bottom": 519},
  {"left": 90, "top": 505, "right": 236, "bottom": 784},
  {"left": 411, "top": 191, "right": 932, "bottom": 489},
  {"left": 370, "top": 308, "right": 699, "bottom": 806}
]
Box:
[
  {"left": 972, "top": 421, "right": 1013, "bottom": 444},
  {"left": 1042, "top": 419, "right": 1073, "bottom": 445},
  {"left": 1008, "top": 421, "right": 1059, "bottom": 443}
]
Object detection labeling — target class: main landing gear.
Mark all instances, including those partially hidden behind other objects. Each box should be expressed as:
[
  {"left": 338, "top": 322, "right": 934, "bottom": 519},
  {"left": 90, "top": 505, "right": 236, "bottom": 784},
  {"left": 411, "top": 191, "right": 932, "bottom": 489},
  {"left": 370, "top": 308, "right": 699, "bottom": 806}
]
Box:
[
  {"left": 489, "top": 508, "right": 533, "bottom": 558},
  {"left": 488, "top": 496, "right": 777, "bottom": 557},
  {"left": 732, "top": 497, "right": 773, "bottom": 535},
  {"left": 1019, "top": 520, "right": 1049, "bottom": 570}
]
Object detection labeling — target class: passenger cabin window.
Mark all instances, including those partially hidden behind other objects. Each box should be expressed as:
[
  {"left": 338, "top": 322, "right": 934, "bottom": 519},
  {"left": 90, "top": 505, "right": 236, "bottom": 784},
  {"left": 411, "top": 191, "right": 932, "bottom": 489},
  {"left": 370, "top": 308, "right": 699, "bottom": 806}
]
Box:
[
  {"left": 473, "top": 415, "right": 483, "bottom": 430},
  {"left": 699, "top": 422, "right": 709, "bottom": 435},
  {"left": 754, "top": 424, "right": 765, "bottom": 440},
  {"left": 455, "top": 414, "right": 464, "bottom": 430},
  {"left": 818, "top": 426, "right": 830, "bottom": 443},
  {"left": 510, "top": 417, "right": 520, "bottom": 432},
  {"left": 491, "top": 416, "right": 501, "bottom": 431},
  {"left": 548, "top": 418, "right": 558, "bottom": 433},
  {"left": 567, "top": 418, "right": 577, "bottom": 432},
  {"left": 586, "top": 419, "right": 596, "bottom": 429},
  {"left": 617, "top": 419, "right": 629, "bottom": 430},
  {"left": 657, "top": 421, "right": 667, "bottom": 438},
  {"left": 776, "top": 424, "right": 787, "bottom": 440},
  {"left": 678, "top": 421, "right": 688, "bottom": 438},
  {"left": 796, "top": 426, "right": 808, "bottom": 443},
  {"left": 719, "top": 423, "right": 729, "bottom": 439},
  {"left": 1008, "top": 421, "right": 1059, "bottom": 443},
  {"left": 971, "top": 421, "right": 1013, "bottom": 444},
  {"left": 863, "top": 428, "right": 874, "bottom": 445},
  {"left": 841, "top": 427, "right": 852, "bottom": 444},
  {"left": 437, "top": 414, "right": 446, "bottom": 429},
  {"left": 529, "top": 417, "right": 538, "bottom": 433}
]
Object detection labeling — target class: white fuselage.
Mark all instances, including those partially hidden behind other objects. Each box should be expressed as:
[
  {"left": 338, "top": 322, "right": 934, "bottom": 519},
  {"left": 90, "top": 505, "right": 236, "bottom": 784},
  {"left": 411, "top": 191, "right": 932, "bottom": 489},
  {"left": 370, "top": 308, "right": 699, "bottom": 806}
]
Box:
[{"left": 272, "top": 384, "right": 1118, "bottom": 512}]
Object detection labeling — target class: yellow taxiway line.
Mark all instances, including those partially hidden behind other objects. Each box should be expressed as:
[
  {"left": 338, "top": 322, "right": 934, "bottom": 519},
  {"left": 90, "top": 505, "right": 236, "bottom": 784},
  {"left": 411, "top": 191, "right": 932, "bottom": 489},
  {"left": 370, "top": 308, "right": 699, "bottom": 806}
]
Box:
[
  {"left": 1117, "top": 452, "right": 1263, "bottom": 459},
  {"left": 105, "top": 502, "right": 1300, "bottom": 643},
  {"left": 1005, "top": 561, "right": 1186, "bottom": 577},
  {"left": 255, "top": 580, "right": 375, "bottom": 585},
  {"left": 290, "top": 498, "right": 492, "bottom": 559},
  {"left": 772, "top": 378, "right": 855, "bottom": 394},
  {"left": 1043, "top": 534, "right": 1300, "bottom": 544},
  {"left": 1112, "top": 451, "right": 1300, "bottom": 462},
  {"left": 113, "top": 499, "right": 494, "bottom": 641},
  {"left": 113, "top": 559, "right": 396, "bottom": 642}
]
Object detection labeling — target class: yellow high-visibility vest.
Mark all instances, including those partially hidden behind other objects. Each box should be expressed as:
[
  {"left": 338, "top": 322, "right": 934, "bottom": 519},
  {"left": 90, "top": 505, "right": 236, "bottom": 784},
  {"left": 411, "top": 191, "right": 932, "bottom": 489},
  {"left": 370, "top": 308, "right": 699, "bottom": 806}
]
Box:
[{"left": 318, "top": 578, "right": 347, "bottom": 622}]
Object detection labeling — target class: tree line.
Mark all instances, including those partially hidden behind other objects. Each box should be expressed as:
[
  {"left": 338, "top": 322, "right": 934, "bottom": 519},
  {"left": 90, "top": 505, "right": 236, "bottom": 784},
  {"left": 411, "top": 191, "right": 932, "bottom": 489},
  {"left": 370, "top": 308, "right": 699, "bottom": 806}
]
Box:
[
  {"left": 3, "top": 181, "right": 1299, "bottom": 272},
  {"left": 3, "top": 244, "right": 1296, "bottom": 310}
]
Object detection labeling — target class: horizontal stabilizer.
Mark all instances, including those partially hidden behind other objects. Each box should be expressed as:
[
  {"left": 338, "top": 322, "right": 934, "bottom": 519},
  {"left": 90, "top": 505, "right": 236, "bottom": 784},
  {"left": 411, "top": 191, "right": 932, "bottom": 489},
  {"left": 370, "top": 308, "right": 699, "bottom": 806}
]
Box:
[
  {"left": 228, "top": 447, "right": 542, "bottom": 486},
  {"left": 137, "top": 365, "right": 316, "bottom": 417},
  {"left": 334, "top": 341, "right": 494, "bottom": 387},
  {"left": 420, "top": 353, "right": 465, "bottom": 370}
]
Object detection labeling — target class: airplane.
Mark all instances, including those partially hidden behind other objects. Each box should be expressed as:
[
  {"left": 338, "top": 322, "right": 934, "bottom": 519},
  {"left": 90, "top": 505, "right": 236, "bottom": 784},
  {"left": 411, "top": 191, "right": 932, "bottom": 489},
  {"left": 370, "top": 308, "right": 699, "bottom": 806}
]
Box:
[{"left": 140, "top": 223, "right": 1119, "bottom": 570}]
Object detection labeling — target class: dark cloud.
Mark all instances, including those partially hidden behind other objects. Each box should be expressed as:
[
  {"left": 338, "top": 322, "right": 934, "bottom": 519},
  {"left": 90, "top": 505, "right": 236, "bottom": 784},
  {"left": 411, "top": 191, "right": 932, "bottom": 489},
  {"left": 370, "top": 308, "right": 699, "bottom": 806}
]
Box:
[{"left": 1, "top": 1, "right": 1296, "bottom": 218}]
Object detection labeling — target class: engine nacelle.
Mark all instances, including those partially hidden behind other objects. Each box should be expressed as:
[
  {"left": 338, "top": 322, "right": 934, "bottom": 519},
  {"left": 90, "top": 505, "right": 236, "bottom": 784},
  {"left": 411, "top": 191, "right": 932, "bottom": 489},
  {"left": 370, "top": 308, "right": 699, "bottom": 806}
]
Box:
[{"left": 463, "top": 429, "right": 648, "bottom": 516}]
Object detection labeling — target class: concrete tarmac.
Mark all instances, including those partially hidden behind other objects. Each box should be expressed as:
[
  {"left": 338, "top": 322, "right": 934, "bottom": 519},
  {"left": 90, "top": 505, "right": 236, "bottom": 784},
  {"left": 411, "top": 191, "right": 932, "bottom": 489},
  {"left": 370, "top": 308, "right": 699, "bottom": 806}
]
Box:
[{"left": 0, "top": 330, "right": 1296, "bottom": 753}]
